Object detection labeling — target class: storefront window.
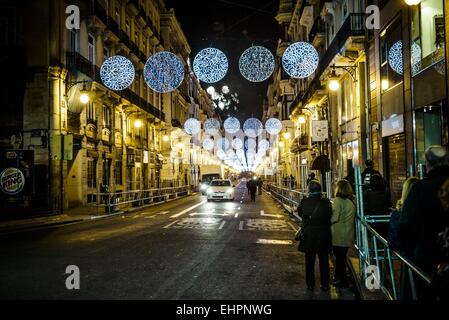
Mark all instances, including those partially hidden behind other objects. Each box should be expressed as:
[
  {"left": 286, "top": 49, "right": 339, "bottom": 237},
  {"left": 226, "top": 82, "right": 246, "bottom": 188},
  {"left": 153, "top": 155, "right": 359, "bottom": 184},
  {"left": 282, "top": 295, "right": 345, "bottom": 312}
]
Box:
[
  {"left": 415, "top": 104, "right": 442, "bottom": 167},
  {"left": 380, "top": 18, "right": 403, "bottom": 92},
  {"left": 410, "top": 0, "right": 445, "bottom": 74}
]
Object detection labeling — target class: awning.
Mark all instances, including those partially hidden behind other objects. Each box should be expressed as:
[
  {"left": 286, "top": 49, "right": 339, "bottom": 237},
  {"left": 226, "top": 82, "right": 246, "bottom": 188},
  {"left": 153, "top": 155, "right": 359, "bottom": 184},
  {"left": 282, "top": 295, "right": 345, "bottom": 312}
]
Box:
[{"left": 311, "top": 155, "right": 330, "bottom": 172}]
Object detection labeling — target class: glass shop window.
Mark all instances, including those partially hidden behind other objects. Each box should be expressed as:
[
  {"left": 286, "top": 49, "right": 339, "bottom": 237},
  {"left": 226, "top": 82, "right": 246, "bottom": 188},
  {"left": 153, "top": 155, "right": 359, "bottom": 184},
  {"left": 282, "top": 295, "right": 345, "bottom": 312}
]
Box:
[{"left": 380, "top": 17, "right": 403, "bottom": 92}]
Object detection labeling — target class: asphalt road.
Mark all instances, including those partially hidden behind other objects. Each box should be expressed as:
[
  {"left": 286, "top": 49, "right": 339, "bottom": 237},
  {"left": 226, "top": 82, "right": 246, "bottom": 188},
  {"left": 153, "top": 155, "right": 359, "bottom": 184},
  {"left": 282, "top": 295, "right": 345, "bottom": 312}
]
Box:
[{"left": 0, "top": 182, "right": 356, "bottom": 300}]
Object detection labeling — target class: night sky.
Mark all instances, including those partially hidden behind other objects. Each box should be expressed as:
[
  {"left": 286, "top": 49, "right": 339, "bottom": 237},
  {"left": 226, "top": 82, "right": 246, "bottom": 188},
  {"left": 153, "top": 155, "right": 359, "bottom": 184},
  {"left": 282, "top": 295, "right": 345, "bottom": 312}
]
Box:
[{"left": 165, "top": 0, "right": 280, "bottom": 122}]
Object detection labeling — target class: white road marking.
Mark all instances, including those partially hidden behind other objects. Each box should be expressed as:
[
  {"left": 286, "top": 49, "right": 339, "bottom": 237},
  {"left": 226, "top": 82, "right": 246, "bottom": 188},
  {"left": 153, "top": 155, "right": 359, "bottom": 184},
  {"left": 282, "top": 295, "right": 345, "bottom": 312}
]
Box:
[
  {"left": 158, "top": 211, "right": 170, "bottom": 215},
  {"left": 163, "top": 220, "right": 180, "bottom": 229},
  {"left": 260, "top": 210, "right": 283, "bottom": 218},
  {"left": 170, "top": 200, "right": 207, "bottom": 218},
  {"left": 256, "top": 239, "right": 293, "bottom": 245},
  {"left": 189, "top": 212, "right": 228, "bottom": 217},
  {"left": 239, "top": 221, "right": 244, "bottom": 230},
  {"left": 219, "top": 221, "right": 226, "bottom": 229}
]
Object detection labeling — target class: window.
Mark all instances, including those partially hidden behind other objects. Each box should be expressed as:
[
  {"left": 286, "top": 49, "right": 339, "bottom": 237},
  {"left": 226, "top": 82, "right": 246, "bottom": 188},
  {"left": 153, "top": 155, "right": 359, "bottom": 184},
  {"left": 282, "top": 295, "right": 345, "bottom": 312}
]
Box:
[
  {"left": 134, "top": 29, "right": 139, "bottom": 45},
  {"left": 115, "top": 6, "right": 121, "bottom": 26},
  {"left": 115, "top": 112, "right": 122, "bottom": 130},
  {"left": 103, "top": 47, "right": 110, "bottom": 61},
  {"left": 125, "top": 17, "right": 130, "bottom": 35},
  {"left": 88, "top": 34, "right": 95, "bottom": 64},
  {"left": 115, "top": 161, "right": 123, "bottom": 185},
  {"left": 342, "top": 1, "right": 348, "bottom": 20},
  {"left": 103, "top": 106, "right": 111, "bottom": 128},
  {"left": 87, "top": 158, "right": 97, "bottom": 188},
  {"left": 68, "top": 29, "right": 80, "bottom": 52},
  {"left": 87, "top": 102, "right": 96, "bottom": 122},
  {"left": 380, "top": 18, "right": 402, "bottom": 92},
  {"left": 410, "top": 0, "right": 445, "bottom": 74}
]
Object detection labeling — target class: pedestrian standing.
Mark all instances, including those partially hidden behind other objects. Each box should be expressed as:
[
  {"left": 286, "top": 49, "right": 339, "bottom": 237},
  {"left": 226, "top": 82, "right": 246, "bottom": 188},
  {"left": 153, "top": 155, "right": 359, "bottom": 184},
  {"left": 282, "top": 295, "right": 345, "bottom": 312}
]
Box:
[
  {"left": 331, "top": 179, "right": 356, "bottom": 288},
  {"left": 399, "top": 145, "right": 449, "bottom": 300},
  {"left": 306, "top": 173, "right": 316, "bottom": 187},
  {"left": 297, "top": 180, "right": 332, "bottom": 291},
  {"left": 249, "top": 178, "right": 257, "bottom": 202},
  {"left": 362, "top": 159, "right": 382, "bottom": 189}
]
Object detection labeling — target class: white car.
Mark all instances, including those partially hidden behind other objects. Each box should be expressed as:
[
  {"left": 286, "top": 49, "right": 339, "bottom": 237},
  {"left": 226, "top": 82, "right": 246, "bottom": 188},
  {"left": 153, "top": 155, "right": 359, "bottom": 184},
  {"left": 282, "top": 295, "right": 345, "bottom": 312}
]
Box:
[{"left": 206, "top": 179, "right": 235, "bottom": 201}]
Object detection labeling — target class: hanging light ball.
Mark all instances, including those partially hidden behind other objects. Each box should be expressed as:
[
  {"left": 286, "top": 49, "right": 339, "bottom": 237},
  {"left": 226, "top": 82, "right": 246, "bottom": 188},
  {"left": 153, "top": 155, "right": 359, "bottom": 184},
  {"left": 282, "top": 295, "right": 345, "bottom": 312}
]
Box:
[
  {"left": 232, "top": 138, "right": 244, "bottom": 150},
  {"left": 204, "top": 118, "right": 221, "bottom": 135},
  {"left": 265, "top": 118, "right": 283, "bottom": 135},
  {"left": 388, "top": 41, "right": 422, "bottom": 76},
  {"left": 245, "top": 139, "right": 257, "bottom": 150},
  {"left": 203, "top": 138, "right": 214, "bottom": 150},
  {"left": 217, "top": 137, "right": 230, "bottom": 151},
  {"left": 216, "top": 149, "right": 226, "bottom": 160},
  {"left": 100, "top": 55, "right": 135, "bottom": 91},
  {"left": 144, "top": 51, "right": 185, "bottom": 93},
  {"left": 184, "top": 118, "right": 201, "bottom": 135},
  {"left": 193, "top": 48, "right": 228, "bottom": 83},
  {"left": 243, "top": 118, "right": 263, "bottom": 138},
  {"left": 236, "top": 149, "right": 245, "bottom": 158},
  {"left": 224, "top": 117, "right": 241, "bottom": 134},
  {"left": 239, "top": 46, "right": 275, "bottom": 82},
  {"left": 282, "top": 42, "right": 319, "bottom": 79},
  {"left": 258, "top": 139, "right": 270, "bottom": 151}
]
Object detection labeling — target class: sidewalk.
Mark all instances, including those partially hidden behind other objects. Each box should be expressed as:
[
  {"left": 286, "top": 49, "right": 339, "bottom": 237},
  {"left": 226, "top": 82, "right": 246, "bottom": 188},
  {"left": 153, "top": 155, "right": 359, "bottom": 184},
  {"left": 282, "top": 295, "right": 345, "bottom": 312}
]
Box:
[{"left": 0, "top": 192, "right": 196, "bottom": 234}]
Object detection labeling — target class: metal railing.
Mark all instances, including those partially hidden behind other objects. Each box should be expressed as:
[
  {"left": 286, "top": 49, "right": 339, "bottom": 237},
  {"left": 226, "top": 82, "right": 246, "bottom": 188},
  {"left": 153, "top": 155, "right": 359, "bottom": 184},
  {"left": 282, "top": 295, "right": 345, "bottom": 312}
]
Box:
[
  {"left": 266, "top": 169, "right": 433, "bottom": 300},
  {"left": 353, "top": 166, "right": 431, "bottom": 300},
  {"left": 93, "top": 186, "right": 191, "bottom": 213}
]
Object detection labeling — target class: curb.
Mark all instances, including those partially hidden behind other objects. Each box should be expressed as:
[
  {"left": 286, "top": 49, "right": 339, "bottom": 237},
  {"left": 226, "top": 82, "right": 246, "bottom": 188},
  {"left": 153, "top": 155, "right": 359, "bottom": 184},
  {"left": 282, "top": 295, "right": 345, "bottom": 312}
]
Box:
[{"left": 0, "top": 193, "right": 197, "bottom": 235}]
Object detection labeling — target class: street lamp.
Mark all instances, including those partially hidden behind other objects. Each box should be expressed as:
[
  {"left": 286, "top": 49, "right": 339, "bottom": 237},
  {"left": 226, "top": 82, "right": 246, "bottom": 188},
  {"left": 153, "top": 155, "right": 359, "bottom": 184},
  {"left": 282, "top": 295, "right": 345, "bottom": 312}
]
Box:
[
  {"left": 283, "top": 132, "right": 291, "bottom": 139},
  {"left": 134, "top": 119, "right": 143, "bottom": 128},
  {"left": 404, "top": 0, "right": 421, "bottom": 5},
  {"left": 328, "top": 69, "right": 340, "bottom": 91},
  {"left": 381, "top": 79, "right": 390, "bottom": 91},
  {"left": 298, "top": 115, "right": 306, "bottom": 124},
  {"left": 163, "top": 135, "right": 170, "bottom": 142}
]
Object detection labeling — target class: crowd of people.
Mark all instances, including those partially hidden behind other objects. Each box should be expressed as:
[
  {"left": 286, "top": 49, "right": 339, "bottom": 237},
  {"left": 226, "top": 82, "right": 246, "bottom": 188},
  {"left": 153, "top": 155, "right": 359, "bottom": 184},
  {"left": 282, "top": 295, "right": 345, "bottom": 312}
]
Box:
[{"left": 295, "top": 145, "right": 449, "bottom": 300}]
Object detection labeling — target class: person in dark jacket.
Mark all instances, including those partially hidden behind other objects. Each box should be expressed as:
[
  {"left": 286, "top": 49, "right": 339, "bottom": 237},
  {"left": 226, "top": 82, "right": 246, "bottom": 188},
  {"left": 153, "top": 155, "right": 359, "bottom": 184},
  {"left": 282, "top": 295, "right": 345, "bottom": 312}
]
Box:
[
  {"left": 297, "top": 180, "right": 333, "bottom": 292},
  {"left": 388, "top": 176, "right": 420, "bottom": 252},
  {"left": 306, "top": 173, "right": 316, "bottom": 187},
  {"left": 399, "top": 146, "right": 449, "bottom": 300},
  {"left": 362, "top": 160, "right": 382, "bottom": 189},
  {"left": 363, "top": 174, "right": 391, "bottom": 237},
  {"left": 248, "top": 178, "right": 258, "bottom": 202}
]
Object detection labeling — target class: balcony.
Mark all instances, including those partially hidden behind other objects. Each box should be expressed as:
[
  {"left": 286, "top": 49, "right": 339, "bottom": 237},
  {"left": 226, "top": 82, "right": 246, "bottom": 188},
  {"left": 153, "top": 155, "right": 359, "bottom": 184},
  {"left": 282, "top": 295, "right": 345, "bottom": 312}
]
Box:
[
  {"left": 308, "top": 16, "right": 325, "bottom": 45},
  {"left": 66, "top": 52, "right": 101, "bottom": 81}
]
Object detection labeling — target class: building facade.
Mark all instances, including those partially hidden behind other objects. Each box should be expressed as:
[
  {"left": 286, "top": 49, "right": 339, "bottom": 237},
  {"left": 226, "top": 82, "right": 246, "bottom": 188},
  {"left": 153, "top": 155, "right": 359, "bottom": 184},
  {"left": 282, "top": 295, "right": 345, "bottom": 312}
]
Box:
[
  {"left": 265, "top": 0, "right": 448, "bottom": 204},
  {"left": 0, "top": 0, "right": 220, "bottom": 214}
]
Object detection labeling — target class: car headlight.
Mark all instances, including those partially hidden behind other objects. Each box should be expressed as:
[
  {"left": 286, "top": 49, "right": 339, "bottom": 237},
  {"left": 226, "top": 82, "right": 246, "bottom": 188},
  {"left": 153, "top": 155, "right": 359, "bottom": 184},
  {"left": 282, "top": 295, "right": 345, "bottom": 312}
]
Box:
[
  {"left": 200, "top": 184, "right": 208, "bottom": 190},
  {"left": 227, "top": 188, "right": 234, "bottom": 194},
  {"left": 206, "top": 188, "right": 213, "bottom": 194}
]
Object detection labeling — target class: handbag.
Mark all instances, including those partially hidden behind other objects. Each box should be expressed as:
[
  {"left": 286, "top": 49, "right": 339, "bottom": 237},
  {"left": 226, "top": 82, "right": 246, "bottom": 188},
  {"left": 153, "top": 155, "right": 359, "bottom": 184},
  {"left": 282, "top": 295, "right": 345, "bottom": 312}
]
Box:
[{"left": 294, "top": 201, "right": 321, "bottom": 242}]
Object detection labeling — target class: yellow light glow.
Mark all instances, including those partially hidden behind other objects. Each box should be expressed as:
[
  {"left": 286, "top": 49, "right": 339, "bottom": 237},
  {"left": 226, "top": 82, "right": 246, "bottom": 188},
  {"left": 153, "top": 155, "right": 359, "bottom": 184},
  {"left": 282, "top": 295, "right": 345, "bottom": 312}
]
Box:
[
  {"left": 328, "top": 79, "right": 340, "bottom": 91},
  {"left": 283, "top": 132, "right": 291, "bottom": 139},
  {"left": 177, "top": 143, "right": 183, "bottom": 149},
  {"left": 163, "top": 135, "right": 170, "bottom": 142},
  {"left": 279, "top": 141, "right": 285, "bottom": 148},
  {"left": 79, "top": 93, "right": 90, "bottom": 104},
  {"left": 298, "top": 115, "right": 306, "bottom": 124},
  {"left": 134, "top": 119, "right": 142, "bottom": 128},
  {"left": 404, "top": 0, "right": 421, "bottom": 5},
  {"left": 381, "top": 79, "right": 389, "bottom": 91}
]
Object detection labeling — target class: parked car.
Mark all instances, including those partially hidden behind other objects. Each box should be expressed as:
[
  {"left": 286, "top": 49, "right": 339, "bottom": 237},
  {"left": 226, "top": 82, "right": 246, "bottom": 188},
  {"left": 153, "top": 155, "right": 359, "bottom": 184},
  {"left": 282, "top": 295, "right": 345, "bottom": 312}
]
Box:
[{"left": 206, "top": 179, "right": 235, "bottom": 201}]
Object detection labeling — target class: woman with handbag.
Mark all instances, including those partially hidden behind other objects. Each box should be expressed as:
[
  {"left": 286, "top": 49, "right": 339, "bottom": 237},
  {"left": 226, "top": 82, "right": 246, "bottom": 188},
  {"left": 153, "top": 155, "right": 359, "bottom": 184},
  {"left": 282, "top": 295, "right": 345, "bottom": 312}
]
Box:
[
  {"left": 331, "top": 179, "right": 356, "bottom": 288},
  {"left": 297, "top": 180, "right": 332, "bottom": 292}
]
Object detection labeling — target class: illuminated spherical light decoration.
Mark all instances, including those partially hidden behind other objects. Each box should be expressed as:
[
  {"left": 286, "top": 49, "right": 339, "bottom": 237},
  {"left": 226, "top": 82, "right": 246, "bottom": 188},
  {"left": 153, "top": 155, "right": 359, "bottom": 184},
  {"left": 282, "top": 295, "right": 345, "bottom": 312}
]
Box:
[
  {"left": 282, "top": 42, "right": 319, "bottom": 79},
  {"left": 232, "top": 138, "right": 243, "bottom": 150},
  {"left": 258, "top": 139, "right": 270, "bottom": 150},
  {"left": 217, "top": 137, "right": 230, "bottom": 151},
  {"left": 243, "top": 118, "right": 263, "bottom": 138},
  {"left": 203, "top": 138, "right": 214, "bottom": 150},
  {"left": 239, "top": 46, "right": 275, "bottom": 82},
  {"left": 183, "top": 118, "right": 201, "bottom": 135},
  {"left": 245, "top": 139, "right": 257, "bottom": 150},
  {"left": 223, "top": 117, "right": 241, "bottom": 134},
  {"left": 216, "top": 149, "right": 226, "bottom": 160},
  {"left": 193, "top": 48, "right": 228, "bottom": 83},
  {"left": 204, "top": 118, "right": 221, "bottom": 135},
  {"left": 144, "top": 51, "right": 184, "bottom": 93},
  {"left": 100, "top": 55, "right": 135, "bottom": 91},
  {"left": 265, "top": 118, "right": 283, "bottom": 135},
  {"left": 236, "top": 149, "right": 245, "bottom": 157},
  {"left": 388, "top": 41, "right": 422, "bottom": 76}
]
